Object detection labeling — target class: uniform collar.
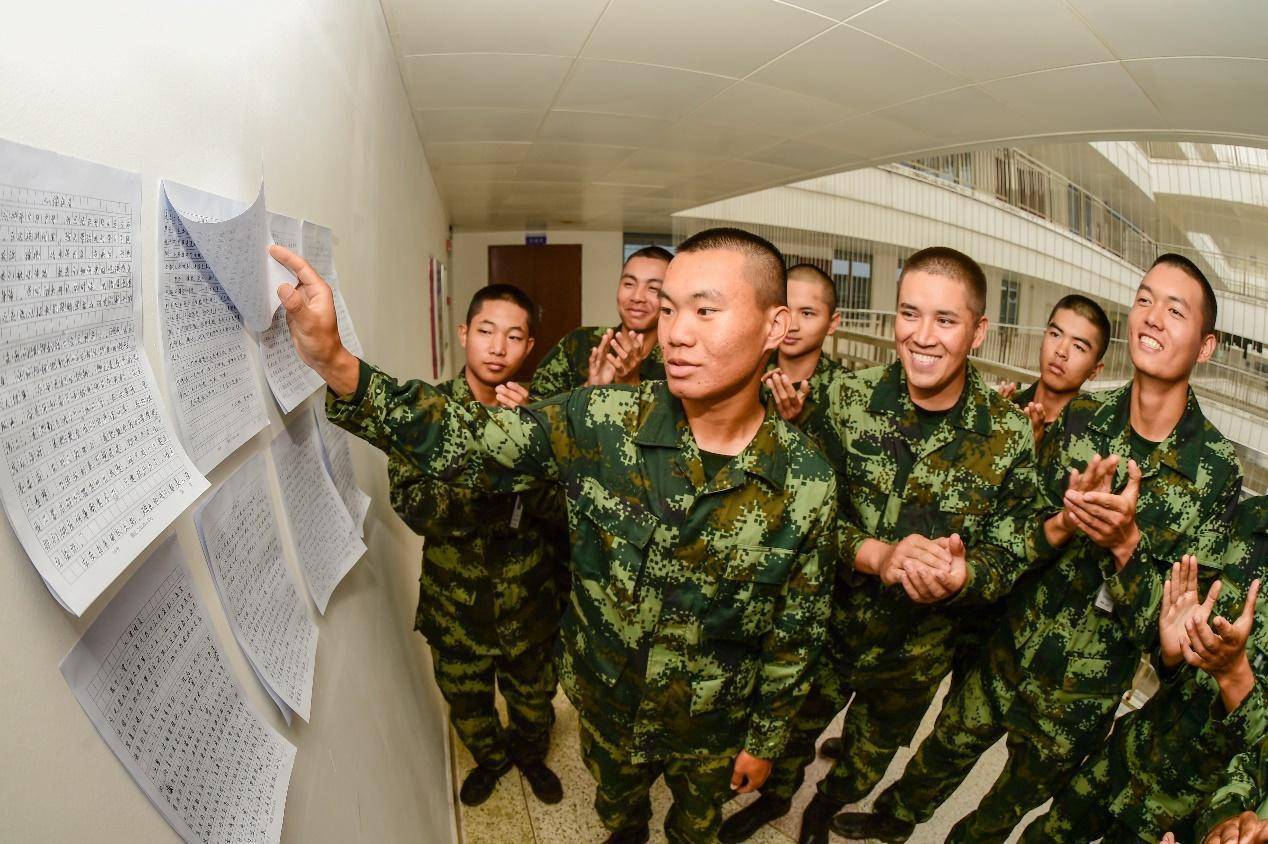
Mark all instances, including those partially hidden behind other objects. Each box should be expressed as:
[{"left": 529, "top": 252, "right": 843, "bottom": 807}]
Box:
[
  {"left": 868, "top": 360, "right": 993, "bottom": 438},
  {"left": 1089, "top": 382, "right": 1206, "bottom": 482},
  {"left": 634, "top": 381, "right": 786, "bottom": 491},
  {"left": 451, "top": 369, "right": 477, "bottom": 403}
]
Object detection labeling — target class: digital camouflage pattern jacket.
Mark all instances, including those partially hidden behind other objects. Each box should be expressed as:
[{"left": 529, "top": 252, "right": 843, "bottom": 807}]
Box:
[
  {"left": 386, "top": 371, "right": 565, "bottom": 658},
  {"left": 328, "top": 362, "right": 837, "bottom": 763},
  {"left": 1196, "top": 739, "right": 1268, "bottom": 838},
  {"left": 1004, "top": 383, "right": 1241, "bottom": 762},
  {"left": 764, "top": 352, "right": 847, "bottom": 456},
  {"left": 1106, "top": 495, "right": 1268, "bottom": 838},
  {"left": 824, "top": 361, "right": 1039, "bottom": 688},
  {"left": 529, "top": 325, "right": 666, "bottom": 400}
]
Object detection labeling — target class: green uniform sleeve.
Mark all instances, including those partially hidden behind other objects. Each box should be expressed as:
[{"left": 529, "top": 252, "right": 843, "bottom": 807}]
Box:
[
  {"left": 326, "top": 359, "right": 570, "bottom": 489},
  {"left": 744, "top": 478, "right": 838, "bottom": 759},
  {"left": 1103, "top": 468, "right": 1240, "bottom": 651},
  {"left": 1198, "top": 744, "right": 1268, "bottom": 837},
  {"left": 529, "top": 335, "right": 578, "bottom": 400},
  {"left": 956, "top": 433, "right": 1039, "bottom": 604}
]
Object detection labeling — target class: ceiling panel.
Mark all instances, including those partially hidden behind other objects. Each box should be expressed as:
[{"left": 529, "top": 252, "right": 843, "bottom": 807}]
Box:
[
  {"left": 749, "top": 25, "right": 962, "bottom": 112},
  {"left": 851, "top": 0, "right": 1114, "bottom": 83},
  {"left": 581, "top": 0, "right": 833, "bottom": 78},
  {"left": 416, "top": 108, "right": 545, "bottom": 143},
  {"left": 555, "top": 59, "right": 735, "bottom": 119},
  {"left": 537, "top": 110, "right": 675, "bottom": 146},
  {"left": 1067, "top": 0, "right": 1268, "bottom": 61},
  {"left": 1126, "top": 57, "right": 1268, "bottom": 139},
  {"left": 689, "top": 81, "right": 858, "bottom": 133},
  {"left": 423, "top": 141, "right": 533, "bottom": 165},
  {"left": 386, "top": 0, "right": 608, "bottom": 55},
  {"left": 978, "top": 62, "right": 1167, "bottom": 135},
  {"left": 401, "top": 53, "right": 572, "bottom": 110}
]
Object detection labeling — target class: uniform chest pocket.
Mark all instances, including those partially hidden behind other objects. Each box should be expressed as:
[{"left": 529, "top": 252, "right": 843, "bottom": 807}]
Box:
[
  {"left": 702, "top": 545, "right": 794, "bottom": 641},
  {"left": 934, "top": 497, "right": 991, "bottom": 545},
  {"left": 574, "top": 494, "right": 655, "bottom": 606}
]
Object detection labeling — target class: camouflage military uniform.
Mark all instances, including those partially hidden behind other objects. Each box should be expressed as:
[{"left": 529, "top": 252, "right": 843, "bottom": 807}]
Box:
[
  {"left": 327, "top": 362, "right": 837, "bottom": 843},
  {"left": 761, "top": 361, "right": 1038, "bottom": 805},
  {"left": 529, "top": 325, "right": 666, "bottom": 399},
  {"left": 762, "top": 353, "right": 845, "bottom": 456},
  {"left": 384, "top": 371, "right": 564, "bottom": 772},
  {"left": 874, "top": 383, "right": 1242, "bottom": 843},
  {"left": 1024, "top": 496, "right": 1268, "bottom": 843},
  {"left": 1196, "top": 740, "right": 1268, "bottom": 839}
]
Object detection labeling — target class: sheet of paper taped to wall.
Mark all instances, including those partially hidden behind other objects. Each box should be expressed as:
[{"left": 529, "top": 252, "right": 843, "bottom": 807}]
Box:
[
  {"left": 163, "top": 180, "right": 287, "bottom": 332},
  {"left": 194, "top": 453, "right": 317, "bottom": 722},
  {"left": 157, "top": 183, "right": 270, "bottom": 473},
  {"left": 60, "top": 534, "right": 294, "bottom": 844},
  {"left": 271, "top": 410, "right": 365, "bottom": 613},
  {"left": 259, "top": 213, "right": 325, "bottom": 413},
  {"left": 301, "top": 220, "right": 364, "bottom": 358},
  {"left": 312, "top": 403, "right": 372, "bottom": 535},
  {"left": 0, "top": 138, "right": 208, "bottom": 616}
]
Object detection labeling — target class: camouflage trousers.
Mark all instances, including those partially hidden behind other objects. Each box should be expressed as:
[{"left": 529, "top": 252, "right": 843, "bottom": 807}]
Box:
[
  {"left": 429, "top": 640, "right": 556, "bottom": 771},
  {"left": 761, "top": 655, "right": 940, "bottom": 806},
  {"left": 577, "top": 715, "right": 733, "bottom": 844},
  {"left": 1021, "top": 743, "right": 1151, "bottom": 843},
  {"left": 874, "top": 638, "right": 1083, "bottom": 844}
]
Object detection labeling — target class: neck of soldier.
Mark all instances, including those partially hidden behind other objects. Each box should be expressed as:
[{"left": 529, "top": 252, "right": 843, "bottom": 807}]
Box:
[
  {"left": 1129, "top": 370, "right": 1189, "bottom": 441},
  {"left": 464, "top": 367, "right": 500, "bottom": 407},
  {"left": 1033, "top": 378, "right": 1079, "bottom": 423},
  {"left": 777, "top": 345, "right": 821, "bottom": 384},
  {"left": 683, "top": 376, "right": 767, "bottom": 456},
  {"left": 620, "top": 322, "right": 659, "bottom": 359}
]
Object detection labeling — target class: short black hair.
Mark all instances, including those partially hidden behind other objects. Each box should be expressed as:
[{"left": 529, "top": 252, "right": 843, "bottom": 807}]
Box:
[
  {"left": 674, "top": 227, "right": 786, "bottom": 309},
  {"left": 1150, "top": 253, "right": 1218, "bottom": 335},
  {"left": 899, "top": 246, "right": 987, "bottom": 317},
  {"left": 1049, "top": 294, "right": 1111, "bottom": 360},
  {"left": 787, "top": 263, "right": 838, "bottom": 312},
  {"left": 465, "top": 284, "right": 536, "bottom": 336},
  {"left": 624, "top": 245, "right": 674, "bottom": 267}
]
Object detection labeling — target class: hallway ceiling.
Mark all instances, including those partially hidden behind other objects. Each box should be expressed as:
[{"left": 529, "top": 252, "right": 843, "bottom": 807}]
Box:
[{"left": 380, "top": 0, "right": 1268, "bottom": 231}]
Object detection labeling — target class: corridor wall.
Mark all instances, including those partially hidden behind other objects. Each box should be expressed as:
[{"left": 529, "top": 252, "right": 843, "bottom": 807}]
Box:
[{"left": 0, "top": 0, "right": 455, "bottom": 841}]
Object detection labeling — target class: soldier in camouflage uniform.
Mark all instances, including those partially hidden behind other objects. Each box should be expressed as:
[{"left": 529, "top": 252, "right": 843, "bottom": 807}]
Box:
[
  {"left": 1192, "top": 740, "right": 1268, "bottom": 843},
  {"left": 1024, "top": 497, "right": 1266, "bottom": 843},
  {"left": 529, "top": 245, "right": 672, "bottom": 399},
  {"left": 838, "top": 254, "right": 1242, "bottom": 843},
  {"left": 759, "top": 262, "right": 846, "bottom": 453},
  {"left": 725, "top": 248, "right": 1039, "bottom": 844},
  {"left": 998, "top": 293, "right": 1110, "bottom": 446},
  {"left": 270, "top": 230, "right": 838, "bottom": 844},
  {"left": 386, "top": 285, "right": 566, "bottom": 807}
]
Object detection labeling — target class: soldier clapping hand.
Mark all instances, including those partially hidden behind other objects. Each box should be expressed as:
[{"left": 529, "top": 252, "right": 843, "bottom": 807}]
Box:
[
  {"left": 1064, "top": 457, "right": 1143, "bottom": 568},
  {"left": 1199, "top": 811, "right": 1268, "bottom": 844}
]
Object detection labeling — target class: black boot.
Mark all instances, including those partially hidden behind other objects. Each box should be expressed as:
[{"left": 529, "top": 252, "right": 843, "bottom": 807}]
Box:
[
  {"left": 717, "top": 795, "right": 793, "bottom": 843},
  {"left": 602, "top": 826, "right": 650, "bottom": 844},
  {"left": 797, "top": 793, "right": 841, "bottom": 844},
  {"left": 830, "top": 809, "right": 915, "bottom": 843},
  {"left": 818, "top": 737, "right": 842, "bottom": 759},
  {"left": 459, "top": 760, "right": 513, "bottom": 806},
  {"left": 517, "top": 760, "right": 564, "bottom": 804}
]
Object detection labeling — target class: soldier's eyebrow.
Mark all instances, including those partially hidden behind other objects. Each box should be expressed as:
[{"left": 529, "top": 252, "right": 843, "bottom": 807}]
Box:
[
  {"left": 689, "top": 288, "right": 724, "bottom": 303},
  {"left": 900, "top": 299, "right": 960, "bottom": 319}
]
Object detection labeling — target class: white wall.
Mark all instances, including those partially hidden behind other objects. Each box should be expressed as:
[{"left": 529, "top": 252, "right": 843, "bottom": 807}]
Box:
[
  {"left": 0, "top": 2, "right": 454, "bottom": 842},
  {"left": 451, "top": 229, "right": 624, "bottom": 364}
]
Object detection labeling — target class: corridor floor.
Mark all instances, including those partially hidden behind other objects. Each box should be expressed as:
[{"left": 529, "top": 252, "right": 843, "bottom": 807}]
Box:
[{"left": 453, "top": 678, "right": 1049, "bottom": 843}]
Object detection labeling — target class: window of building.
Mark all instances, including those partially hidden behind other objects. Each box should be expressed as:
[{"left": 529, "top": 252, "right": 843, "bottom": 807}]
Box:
[
  {"left": 998, "top": 278, "right": 1021, "bottom": 326},
  {"left": 832, "top": 249, "right": 872, "bottom": 312}
]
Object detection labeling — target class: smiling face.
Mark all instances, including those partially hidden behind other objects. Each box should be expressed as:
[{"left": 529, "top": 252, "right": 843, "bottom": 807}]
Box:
[
  {"left": 1039, "top": 306, "right": 1105, "bottom": 393},
  {"left": 616, "top": 255, "right": 669, "bottom": 333},
  {"left": 1128, "top": 263, "right": 1216, "bottom": 383},
  {"left": 894, "top": 270, "right": 988, "bottom": 409},
  {"left": 782, "top": 276, "right": 841, "bottom": 360},
  {"left": 658, "top": 249, "right": 788, "bottom": 402},
  {"left": 457, "top": 298, "right": 535, "bottom": 388}
]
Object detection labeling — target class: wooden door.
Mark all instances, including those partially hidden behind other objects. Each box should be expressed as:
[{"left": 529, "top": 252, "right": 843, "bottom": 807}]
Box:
[{"left": 488, "top": 244, "right": 583, "bottom": 379}]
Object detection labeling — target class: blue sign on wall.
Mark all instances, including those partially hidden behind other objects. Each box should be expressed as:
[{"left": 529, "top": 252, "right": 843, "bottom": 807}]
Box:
[{"left": 525, "top": 232, "right": 547, "bottom": 245}]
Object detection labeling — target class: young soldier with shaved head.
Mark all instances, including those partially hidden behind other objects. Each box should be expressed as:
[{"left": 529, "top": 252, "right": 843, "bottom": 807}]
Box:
[
  {"left": 271, "top": 228, "right": 836, "bottom": 844},
  {"left": 530, "top": 245, "right": 673, "bottom": 399},
  {"left": 723, "top": 247, "right": 1039, "bottom": 844},
  {"left": 839, "top": 253, "right": 1242, "bottom": 843}
]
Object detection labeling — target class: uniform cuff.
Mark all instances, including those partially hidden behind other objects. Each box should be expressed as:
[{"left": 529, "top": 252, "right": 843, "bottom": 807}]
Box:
[
  {"left": 326, "top": 359, "right": 373, "bottom": 419},
  {"left": 744, "top": 714, "right": 790, "bottom": 760}
]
